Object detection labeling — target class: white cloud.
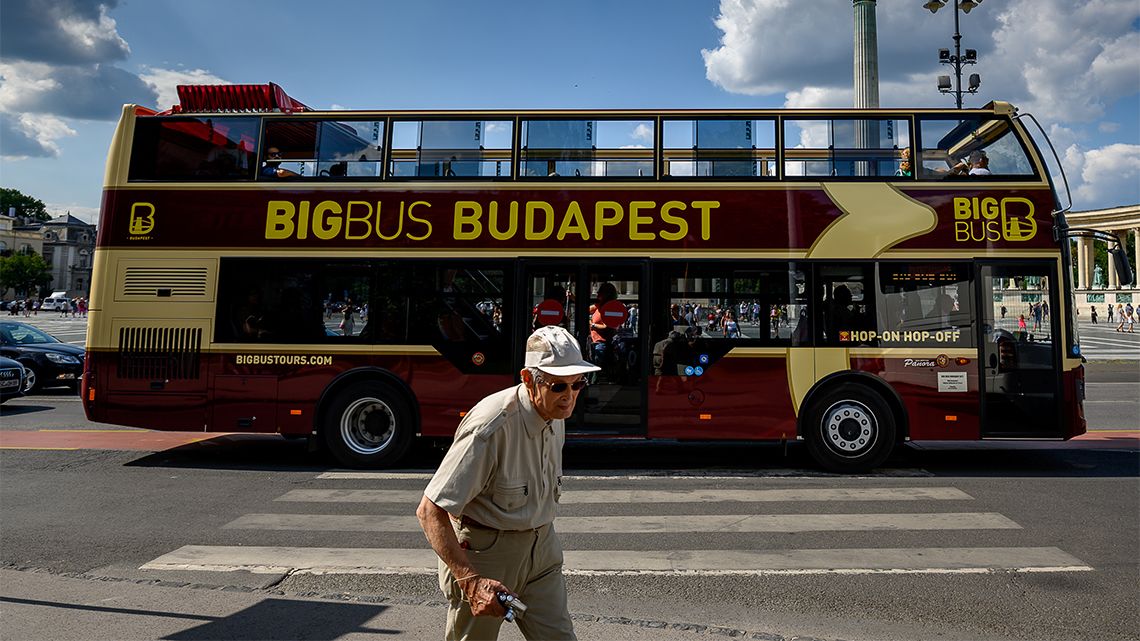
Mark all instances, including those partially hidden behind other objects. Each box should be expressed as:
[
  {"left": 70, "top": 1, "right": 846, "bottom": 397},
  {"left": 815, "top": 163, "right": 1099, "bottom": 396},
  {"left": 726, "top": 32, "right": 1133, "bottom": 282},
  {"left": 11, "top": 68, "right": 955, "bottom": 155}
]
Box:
[
  {"left": 0, "top": 113, "right": 77, "bottom": 159},
  {"left": 139, "top": 67, "right": 230, "bottom": 111},
  {"left": 632, "top": 123, "right": 654, "bottom": 143},
  {"left": 0, "top": 0, "right": 130, "bottom": 66},
  {"left": 0, "top": 2, "right": 155, "bottom": 158},
  {"left": 1071, "top": 143, "right": 1140, "bottom": 208},
  {"left": 1098, "top": 122, "right": 1121, "bottom": 134},
  {"left": 783, "top": 87, "right": 850, "bottom": 110}
]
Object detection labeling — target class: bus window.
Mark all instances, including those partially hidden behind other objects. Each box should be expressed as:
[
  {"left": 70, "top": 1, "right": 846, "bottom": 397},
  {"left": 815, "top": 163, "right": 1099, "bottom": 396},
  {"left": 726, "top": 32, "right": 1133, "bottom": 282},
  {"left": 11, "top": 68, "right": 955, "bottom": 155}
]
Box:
[
  {"left": 918, "top": 117, "right": 1037, "bottom": 179},
  {"left": 876, "top": 262, "right": 974, "bottom": 347},
  {"left": 389, "top": 120, "right": 512, "bottom": 178},
  {"left": 520, "top": 119, "right": 654, "bottom": 178},
  {"left": 662, "top": 118, "right": 776, "bottom": 178},
  {"left": 260, "top": 119, "right": 385, "bottom": 179},
  {"left": 215, "top": 259, "right": 370, "bottom": 343},
  {"left": 784, "top": 118, "right": 910, "bottom": 178},
  {"left": 405, "top": 263, "right": 512, "bottom": 373},
  {"left": 815, "top": 264, "right": 877, "bottom": 346},
  {"left": 654, "top": 262, "right": 810, "bottom": 374},
  {"left": 129, "top": 116, "right": 259, "bottom": 181}
]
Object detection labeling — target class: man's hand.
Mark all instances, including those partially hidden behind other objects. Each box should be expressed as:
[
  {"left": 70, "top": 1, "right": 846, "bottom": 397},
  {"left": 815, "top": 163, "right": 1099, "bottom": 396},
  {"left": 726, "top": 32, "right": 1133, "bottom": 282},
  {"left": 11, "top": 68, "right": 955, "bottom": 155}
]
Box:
[
  {"left": 416, "top": 496, "right": 517, "bottom": 618},
  {"left": 460, "top": 576, "right": 513, "bottom": 617}
]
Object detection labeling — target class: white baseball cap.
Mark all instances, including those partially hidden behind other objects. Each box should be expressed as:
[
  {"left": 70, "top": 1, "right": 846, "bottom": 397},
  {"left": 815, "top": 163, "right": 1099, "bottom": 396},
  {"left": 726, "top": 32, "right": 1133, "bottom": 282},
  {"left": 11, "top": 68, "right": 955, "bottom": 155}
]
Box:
[{"left": 524, "top": 326, "right": 601, "bottom": 376}]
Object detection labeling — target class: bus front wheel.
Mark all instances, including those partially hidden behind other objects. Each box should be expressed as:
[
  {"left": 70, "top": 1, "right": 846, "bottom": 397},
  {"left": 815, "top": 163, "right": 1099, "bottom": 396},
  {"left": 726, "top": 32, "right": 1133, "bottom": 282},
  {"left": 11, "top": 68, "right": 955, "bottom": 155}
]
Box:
[
  {"left": 805, "top": 383, "right": 896, "bottom": 473},
  {"left": 322, "top": 381, "right": 413, "bottom": 468}
]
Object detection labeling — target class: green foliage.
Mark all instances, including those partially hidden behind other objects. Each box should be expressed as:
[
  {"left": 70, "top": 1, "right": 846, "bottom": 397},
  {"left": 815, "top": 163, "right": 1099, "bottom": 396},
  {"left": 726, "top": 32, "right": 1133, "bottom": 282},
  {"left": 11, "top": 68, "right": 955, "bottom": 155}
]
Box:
[
  {"left": 0, "top": 187, "right": 50, "bottom": 222},
  {"left": 0, "top": 252, "right": 53, "bottom": 298}
]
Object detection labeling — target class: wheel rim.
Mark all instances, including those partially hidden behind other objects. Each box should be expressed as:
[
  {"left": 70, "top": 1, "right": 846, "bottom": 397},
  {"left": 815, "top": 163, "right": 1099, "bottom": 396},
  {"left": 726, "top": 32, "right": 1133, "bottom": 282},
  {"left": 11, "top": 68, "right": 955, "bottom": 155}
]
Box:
[
  {"left": 339, "top": 396, "right": 397, "bottom": 455},
  {"left": 821, "top": 399, "right": 878, "bottom": 459},
  {"left": 22, "top": 368, "right": 35, "bottom": 392}
]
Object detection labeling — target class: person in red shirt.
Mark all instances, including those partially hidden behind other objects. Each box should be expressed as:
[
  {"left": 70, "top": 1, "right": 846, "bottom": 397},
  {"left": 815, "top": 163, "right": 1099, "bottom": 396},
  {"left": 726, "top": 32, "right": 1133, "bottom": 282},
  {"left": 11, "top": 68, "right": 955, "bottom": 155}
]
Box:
[{"left": 589, "top": 282, "right": 619, "bottom": 368}]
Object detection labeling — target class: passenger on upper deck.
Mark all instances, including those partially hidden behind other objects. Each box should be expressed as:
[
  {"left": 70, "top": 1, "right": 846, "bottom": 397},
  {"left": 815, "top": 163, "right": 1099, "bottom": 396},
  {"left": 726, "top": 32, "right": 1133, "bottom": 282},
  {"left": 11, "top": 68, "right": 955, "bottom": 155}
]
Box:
[
  {"left": 261, "top": 147, "right": 299, "bottom": 178},
  {"left": 894, "top": 148, "right": 912, "bottom": 177},
  {"left": 947, "top": 149, "right": 991, "bottom": 177}
]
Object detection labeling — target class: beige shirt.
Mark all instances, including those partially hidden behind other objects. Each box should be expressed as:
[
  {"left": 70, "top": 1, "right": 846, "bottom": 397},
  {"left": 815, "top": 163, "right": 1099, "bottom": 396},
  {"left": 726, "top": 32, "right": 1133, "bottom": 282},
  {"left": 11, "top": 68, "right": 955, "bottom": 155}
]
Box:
[{"left": 424, "top": 384, "right": 564, "bottom": 531}]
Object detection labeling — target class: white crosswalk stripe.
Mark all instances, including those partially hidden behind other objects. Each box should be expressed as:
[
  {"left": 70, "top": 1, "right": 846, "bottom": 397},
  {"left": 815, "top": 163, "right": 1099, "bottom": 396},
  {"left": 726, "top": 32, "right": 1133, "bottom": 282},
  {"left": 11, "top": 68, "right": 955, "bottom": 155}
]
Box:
[
  {"left": 276, "top": 486, "right": 973, "bottom": 504},
  {"left": 141, "top": 545, "right": 1090, "bottom": 577},
  {"left": 222, "top": 511, "right": 1019, "bottom": 533},
  {"left": 138, "top": 474, "right": 1094, "bottom": 577}
]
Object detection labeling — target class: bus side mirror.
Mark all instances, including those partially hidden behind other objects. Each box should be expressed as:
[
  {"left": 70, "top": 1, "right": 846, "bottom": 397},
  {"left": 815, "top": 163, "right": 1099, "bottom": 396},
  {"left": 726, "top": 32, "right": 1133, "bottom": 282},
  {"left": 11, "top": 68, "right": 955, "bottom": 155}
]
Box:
[{"left": 1111, "top": 246, "right": 1135, "bottom": 286}]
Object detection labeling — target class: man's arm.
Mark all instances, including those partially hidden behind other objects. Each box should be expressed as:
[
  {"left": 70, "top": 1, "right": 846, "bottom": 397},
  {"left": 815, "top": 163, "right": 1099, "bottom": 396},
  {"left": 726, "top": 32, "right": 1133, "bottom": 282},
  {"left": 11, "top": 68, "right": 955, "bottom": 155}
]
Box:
[{"left": 416, "top": 495, "right": 510, "bottom": 617}]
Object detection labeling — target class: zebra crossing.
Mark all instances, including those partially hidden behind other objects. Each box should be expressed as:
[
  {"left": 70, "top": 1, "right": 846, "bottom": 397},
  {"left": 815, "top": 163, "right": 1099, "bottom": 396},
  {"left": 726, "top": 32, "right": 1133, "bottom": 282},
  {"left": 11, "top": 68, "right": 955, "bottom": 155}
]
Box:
[
  {"left": 141, "top": 472, "right": 1092, "bottom": 578},
  {"left": 1078, "top": 322, "right": 1140, "bottom": 360}
]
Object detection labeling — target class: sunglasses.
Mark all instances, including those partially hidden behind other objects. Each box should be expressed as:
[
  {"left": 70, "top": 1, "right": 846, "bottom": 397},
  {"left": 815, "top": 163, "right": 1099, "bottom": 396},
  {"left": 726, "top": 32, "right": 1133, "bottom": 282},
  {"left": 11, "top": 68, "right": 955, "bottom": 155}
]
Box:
[{"left": 535, "top": 377, "right": 588, "bottom": 393}]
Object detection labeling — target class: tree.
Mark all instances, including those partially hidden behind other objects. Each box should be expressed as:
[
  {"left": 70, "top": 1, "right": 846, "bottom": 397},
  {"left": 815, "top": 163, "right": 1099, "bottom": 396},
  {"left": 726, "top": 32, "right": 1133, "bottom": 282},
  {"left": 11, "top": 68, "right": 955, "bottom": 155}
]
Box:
[
  {"left": 0, "top": 252, "right": 53, "bottom": 298},
  {"left": 0, "top": 187, "right": 50, "bottom": 222}
]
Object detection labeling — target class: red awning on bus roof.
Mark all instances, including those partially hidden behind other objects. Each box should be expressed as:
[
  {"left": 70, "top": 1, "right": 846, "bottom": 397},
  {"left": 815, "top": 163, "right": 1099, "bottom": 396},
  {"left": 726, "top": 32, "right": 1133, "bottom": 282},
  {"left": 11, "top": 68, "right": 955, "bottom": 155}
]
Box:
[{"left": 170, "top": 83, "right": 309, "bottom": 114}]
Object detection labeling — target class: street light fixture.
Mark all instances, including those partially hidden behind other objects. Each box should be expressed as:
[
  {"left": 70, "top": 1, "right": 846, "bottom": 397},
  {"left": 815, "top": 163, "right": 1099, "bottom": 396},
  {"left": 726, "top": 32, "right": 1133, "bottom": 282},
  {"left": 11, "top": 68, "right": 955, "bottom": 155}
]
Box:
[{"left": 924, "top": 0, "right": 983, "bottom": 108}]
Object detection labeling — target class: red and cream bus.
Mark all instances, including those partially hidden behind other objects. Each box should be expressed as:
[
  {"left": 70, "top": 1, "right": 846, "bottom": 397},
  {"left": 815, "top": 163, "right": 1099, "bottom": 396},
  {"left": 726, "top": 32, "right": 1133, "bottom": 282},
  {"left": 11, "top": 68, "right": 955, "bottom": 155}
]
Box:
[{"left": 83, "top": 83, "right": 1129, "bottom": 472}]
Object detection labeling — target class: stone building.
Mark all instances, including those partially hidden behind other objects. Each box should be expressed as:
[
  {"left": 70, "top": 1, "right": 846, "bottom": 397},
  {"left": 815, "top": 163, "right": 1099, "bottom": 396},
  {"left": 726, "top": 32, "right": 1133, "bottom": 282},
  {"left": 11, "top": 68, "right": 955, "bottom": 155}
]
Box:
[
  {"left": 39, "top": 214, "right": 97, "bottom": 299},
  {"left": 0, "top": 212, "right": 45, "bottom": 258}
]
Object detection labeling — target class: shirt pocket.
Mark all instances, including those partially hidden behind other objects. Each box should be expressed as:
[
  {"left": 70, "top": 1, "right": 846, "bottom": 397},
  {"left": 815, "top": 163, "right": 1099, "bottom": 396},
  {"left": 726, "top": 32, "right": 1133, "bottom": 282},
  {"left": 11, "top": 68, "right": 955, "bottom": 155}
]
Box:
[{"left": 492, "top": 480, "right": 529, "bottom": 512}]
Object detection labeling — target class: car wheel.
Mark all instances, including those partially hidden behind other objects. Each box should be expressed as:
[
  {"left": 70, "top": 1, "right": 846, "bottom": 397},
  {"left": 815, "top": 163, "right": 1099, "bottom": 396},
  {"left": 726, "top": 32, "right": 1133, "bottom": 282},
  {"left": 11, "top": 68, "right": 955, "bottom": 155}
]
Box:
[
  {"left": 21, "top": 364, "right": 39, "bottom": 393},
  {"left": 805, "top": 382, "right": 896, "bottom": 474},
  {"left": 322, "top": 380, "right": 414, "bottom": 468}
]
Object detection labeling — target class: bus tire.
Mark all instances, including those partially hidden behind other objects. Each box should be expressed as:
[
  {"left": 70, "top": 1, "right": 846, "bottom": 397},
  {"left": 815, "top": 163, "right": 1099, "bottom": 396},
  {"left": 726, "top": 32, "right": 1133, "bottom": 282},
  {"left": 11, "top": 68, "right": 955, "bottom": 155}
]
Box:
[
  {"left": 804, "top": 383, "right": 896, "bottom": 473},
  {"left": 322, "top": 380, "right": 413, "bottom": 468}
]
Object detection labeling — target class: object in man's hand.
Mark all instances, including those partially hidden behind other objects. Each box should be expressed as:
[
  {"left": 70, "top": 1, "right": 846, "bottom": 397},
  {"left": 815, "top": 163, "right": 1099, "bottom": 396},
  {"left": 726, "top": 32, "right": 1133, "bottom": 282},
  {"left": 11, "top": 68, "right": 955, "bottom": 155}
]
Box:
[{"left": 497, "top": 592, "right": 528, "bottom": 622}]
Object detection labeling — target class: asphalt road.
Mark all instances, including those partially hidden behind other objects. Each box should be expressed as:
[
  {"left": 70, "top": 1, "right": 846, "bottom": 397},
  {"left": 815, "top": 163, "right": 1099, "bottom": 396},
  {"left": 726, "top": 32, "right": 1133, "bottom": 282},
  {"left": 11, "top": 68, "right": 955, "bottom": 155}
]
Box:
[{"left": 1, "top": 315, "right": 1137, "bottom": 640}]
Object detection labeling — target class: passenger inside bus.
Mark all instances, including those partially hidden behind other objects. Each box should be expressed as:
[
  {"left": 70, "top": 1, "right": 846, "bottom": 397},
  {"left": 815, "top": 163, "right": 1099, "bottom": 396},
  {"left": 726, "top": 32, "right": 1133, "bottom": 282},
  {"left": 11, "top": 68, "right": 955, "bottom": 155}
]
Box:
[
  {"left": 233, "top": 287, "right": 269, "bottom": 340},
  {"left": 261, "top": 147, "right": 299, "bottom": 178},
  {"left": 894, "top": 148, "right": 912, "bottom": 177},
  {"left": 590, "top": 282, "right": 619, "bottom": 369},
  {"left": 947, "top": 149, "right": 991, "bottom": 177}
]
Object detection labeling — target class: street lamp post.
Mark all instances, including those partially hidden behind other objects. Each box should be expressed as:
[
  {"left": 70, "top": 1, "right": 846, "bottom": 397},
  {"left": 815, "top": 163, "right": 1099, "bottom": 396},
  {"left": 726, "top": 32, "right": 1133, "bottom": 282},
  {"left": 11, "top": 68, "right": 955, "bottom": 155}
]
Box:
[{"left": 923, "top": 0, "right": 982, "bottom": 108}]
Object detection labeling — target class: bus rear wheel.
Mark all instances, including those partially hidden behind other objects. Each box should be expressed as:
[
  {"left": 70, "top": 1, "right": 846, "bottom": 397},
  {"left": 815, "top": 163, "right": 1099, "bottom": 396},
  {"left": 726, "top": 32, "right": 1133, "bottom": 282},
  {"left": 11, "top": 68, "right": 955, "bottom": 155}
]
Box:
[
  {"left": 322, "top": 381, "right": 413, "bottom": 468},
  {"left": 805, "top": 383, "right": 896, "bottom": 473}
]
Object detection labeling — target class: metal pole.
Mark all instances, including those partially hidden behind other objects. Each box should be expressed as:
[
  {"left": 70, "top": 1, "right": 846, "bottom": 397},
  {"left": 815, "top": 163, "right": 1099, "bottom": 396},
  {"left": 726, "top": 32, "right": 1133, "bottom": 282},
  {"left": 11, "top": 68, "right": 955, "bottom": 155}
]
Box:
[{"left": 953, "top": 0, "right": 963, "bottom": 108}]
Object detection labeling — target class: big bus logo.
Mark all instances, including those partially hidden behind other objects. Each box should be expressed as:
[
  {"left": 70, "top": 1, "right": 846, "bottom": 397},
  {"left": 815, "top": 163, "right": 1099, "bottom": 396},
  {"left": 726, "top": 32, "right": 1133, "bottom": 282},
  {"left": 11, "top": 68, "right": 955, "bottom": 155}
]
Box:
[
  {"left": 128, "top": 202, "right": 156, "bottom": 238},
  {"left": 952, "top": 197, "right": 1037, "bottom": 242}
]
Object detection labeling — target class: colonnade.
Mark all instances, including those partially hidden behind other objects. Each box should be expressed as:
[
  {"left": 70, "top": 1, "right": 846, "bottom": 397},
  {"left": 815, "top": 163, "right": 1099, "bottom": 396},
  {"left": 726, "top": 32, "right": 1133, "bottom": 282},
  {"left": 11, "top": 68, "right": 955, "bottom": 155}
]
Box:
[{"left": 1068, "top": 206, "right": 1140, "bottom": 291}]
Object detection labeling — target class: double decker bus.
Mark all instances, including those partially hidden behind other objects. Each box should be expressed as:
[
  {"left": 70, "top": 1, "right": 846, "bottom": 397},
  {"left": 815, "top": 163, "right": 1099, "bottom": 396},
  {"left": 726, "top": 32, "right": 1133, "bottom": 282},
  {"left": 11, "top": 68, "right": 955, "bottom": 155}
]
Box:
[{"left": 83, "top": 83, "right": 1125, "bottom": 472}]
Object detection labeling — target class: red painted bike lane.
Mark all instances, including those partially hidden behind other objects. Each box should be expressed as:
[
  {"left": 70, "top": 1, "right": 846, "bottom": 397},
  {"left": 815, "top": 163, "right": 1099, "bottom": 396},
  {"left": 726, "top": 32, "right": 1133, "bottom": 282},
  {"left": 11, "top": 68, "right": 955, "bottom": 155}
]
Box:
[{"left": 2, "top": 429, "right": 1134, "bottom": 453}]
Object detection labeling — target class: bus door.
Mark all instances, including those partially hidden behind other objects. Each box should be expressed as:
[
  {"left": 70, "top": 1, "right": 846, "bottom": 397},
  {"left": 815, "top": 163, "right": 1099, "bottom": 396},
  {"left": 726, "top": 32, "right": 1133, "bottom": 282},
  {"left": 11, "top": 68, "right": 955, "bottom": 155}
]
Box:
[
  {"left": 977, "top": 263, "right": 1062, "bottom": 437},
  {"left": 519, "top": 260, "right": 647, "bottom": 435}
]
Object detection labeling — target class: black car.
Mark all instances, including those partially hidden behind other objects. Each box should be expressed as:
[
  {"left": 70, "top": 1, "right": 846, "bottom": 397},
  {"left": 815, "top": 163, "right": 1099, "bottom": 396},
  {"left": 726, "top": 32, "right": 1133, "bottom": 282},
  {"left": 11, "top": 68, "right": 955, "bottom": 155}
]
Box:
[
  {"left": 0, "top": 321, "right": 84, "bottom": 393},
  {"left": 0, "top": 356, "right": 26, "bottom": 403}
]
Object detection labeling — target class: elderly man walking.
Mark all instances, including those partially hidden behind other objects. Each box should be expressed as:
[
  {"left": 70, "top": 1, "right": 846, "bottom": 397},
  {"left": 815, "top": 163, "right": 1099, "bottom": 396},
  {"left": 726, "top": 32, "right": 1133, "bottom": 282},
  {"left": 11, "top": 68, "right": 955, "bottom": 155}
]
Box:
[{"left": 416, "top": 325, "right": 598, "bottom": 640}]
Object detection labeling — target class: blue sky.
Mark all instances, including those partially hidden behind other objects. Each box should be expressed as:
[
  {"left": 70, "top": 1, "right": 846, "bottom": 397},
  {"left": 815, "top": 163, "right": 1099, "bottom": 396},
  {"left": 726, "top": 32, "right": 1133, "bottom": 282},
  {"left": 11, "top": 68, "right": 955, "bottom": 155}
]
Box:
[{"left": 2, "top": 0, "right": 1137, "bottom": 222}]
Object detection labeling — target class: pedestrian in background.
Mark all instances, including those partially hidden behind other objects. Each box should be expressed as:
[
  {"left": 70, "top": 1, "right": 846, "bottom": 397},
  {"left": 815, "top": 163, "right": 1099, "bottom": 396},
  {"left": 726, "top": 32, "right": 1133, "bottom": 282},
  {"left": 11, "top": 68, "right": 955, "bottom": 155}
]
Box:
[{"left": 417, "top": 326, "right": 597, "bottom": 640}]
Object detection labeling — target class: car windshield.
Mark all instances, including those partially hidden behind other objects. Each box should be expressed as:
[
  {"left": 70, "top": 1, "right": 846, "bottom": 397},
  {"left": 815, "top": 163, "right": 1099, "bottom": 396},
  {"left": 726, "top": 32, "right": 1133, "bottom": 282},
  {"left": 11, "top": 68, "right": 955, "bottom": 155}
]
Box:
[{"left": 0, "top": 323, "right": 60, "bottom": 345}]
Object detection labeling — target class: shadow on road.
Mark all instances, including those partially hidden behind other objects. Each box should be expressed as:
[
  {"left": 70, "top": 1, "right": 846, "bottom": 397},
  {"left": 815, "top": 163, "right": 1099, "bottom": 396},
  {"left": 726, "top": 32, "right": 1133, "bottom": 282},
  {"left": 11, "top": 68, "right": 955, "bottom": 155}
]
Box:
[
  {"left": 123, "top": 434, "right": 1139, "bottom": 478},
  {"left": 0, "top": 596, "right": 396, "bottom": 639},
  {"left": 0, "top": 403, "right": 58, "bottom": 416}
]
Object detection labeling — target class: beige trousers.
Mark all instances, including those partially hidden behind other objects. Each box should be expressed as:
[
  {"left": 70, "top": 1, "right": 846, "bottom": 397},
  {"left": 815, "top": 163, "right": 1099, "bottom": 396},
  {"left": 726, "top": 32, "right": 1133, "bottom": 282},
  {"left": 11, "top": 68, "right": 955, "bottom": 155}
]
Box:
[{"left": 439, "top": 521, "right": 575, "bottom": 641}]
